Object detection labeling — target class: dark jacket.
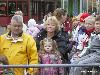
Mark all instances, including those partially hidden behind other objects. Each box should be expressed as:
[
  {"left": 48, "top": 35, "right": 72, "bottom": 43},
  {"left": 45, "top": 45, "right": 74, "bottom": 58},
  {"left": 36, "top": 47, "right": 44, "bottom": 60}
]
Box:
[{"left": 36, "top": 29, "right": 73, "bottom": 63}]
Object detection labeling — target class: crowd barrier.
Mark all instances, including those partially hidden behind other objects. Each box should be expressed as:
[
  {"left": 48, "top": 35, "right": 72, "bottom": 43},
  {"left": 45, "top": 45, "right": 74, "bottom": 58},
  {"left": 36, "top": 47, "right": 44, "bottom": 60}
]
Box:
[{"left": 0, "top": 64, "right": 100, "bottom": 75}]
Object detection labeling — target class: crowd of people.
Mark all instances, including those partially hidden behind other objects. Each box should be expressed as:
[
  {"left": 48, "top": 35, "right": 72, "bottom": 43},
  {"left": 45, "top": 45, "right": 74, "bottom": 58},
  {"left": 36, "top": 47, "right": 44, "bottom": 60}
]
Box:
[{"left": 0, "top": 8, "right": 100, "bottom": 75}]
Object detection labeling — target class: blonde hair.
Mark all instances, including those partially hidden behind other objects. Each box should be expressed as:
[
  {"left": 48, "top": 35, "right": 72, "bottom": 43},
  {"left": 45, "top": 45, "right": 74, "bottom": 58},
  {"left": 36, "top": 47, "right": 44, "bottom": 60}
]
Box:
[
  {"left": 72, "top": 16, "right": 77, "bottom": 22},
  {"left": 40, "top": 38, "right": 58, "bottom": 53},
  {"left": 85, "top": 16, "right": 95, "bottom": 24},
  {"left": 44, "top": 16, "right": 60, "bottom": 32},
  {"left": 76, "top": 13, "right": 83, "bottom": 21}
]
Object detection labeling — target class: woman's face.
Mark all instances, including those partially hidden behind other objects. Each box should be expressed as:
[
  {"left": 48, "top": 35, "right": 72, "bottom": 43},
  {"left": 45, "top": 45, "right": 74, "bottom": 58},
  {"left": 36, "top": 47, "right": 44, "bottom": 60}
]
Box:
[
  {"left": 95, "top": 21, "right": 100, "bottom": 32},
  {"left": 46, "top": 21, "right": 56, "bottom": 33}
]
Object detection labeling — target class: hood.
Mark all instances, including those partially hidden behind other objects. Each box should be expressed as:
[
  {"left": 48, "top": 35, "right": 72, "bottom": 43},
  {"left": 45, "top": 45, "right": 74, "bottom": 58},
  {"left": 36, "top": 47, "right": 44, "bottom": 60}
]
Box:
[{"left": 28, "top": 19, "right": 37, "bottom": 27}]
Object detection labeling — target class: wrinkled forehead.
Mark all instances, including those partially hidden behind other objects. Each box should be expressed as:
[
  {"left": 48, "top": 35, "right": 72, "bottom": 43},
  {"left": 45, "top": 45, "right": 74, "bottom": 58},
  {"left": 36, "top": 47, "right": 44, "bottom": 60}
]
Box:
[{"left": 11, "top": 19, "right": 23, "bottom": 26}]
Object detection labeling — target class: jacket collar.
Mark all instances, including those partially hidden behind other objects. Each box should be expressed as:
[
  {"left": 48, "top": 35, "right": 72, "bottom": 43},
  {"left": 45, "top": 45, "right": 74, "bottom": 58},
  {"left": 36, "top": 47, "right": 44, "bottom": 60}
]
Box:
[
  {"left": 8, "top": 31, "right": 23, "bottom": 37},
  {"left": 6, "top": 31, "right": 23, "bottom": 43},
  {"left": 92, "top": 31, "right": 100, "bottom": 35}
]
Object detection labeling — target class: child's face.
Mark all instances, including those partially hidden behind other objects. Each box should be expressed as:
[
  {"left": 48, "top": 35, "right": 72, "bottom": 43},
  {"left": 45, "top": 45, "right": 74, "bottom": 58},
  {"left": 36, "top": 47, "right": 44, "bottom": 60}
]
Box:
[
  {"left": 85, "top": 22, "right": 94, "bottom": 30},
  {"left": 44, "top": 43, "right": 53, "bottom": 52},
  {"left": 95, "top": 21, "right": 100, "bottom": 32}
]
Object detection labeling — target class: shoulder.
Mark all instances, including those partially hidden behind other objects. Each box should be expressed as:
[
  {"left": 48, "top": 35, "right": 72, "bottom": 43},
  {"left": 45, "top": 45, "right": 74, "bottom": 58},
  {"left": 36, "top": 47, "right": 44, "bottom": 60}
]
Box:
[
  {"left": 36, "top": 29, "right": 46, "bottom": 38},
  {"left": 23, "top": 23, "right": 27, "bottom": 27},
  {"left": 38, "top": 50, "right": 45, "bottom": 56},
  {"left": 22, "top": 33, "right": 32, "bottom": 37},
  {"left": 22, "top": 33, "right": 37, "bottom": 46},
  {"left": 22, "top": 33, "right": 35, "bottom": 41},
  {"left": 56, "top": 30, "right": 69, "bottom": 39},
  {"left": 0, "top": 33, "right": 8, "bottom": 39}
]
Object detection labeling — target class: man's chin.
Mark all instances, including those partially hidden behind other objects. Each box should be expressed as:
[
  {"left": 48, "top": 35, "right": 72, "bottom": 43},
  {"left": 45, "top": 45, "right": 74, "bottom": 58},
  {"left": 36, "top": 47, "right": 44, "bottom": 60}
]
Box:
[{"left": 14, "top": 32, "right": 23, "bottom": 36}]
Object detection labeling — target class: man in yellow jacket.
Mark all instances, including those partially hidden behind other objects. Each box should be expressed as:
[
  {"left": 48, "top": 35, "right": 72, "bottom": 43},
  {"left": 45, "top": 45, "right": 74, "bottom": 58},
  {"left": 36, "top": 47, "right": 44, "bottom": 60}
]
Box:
[{"left": 0, "top": 15, "right": 38, "bottom": 75}]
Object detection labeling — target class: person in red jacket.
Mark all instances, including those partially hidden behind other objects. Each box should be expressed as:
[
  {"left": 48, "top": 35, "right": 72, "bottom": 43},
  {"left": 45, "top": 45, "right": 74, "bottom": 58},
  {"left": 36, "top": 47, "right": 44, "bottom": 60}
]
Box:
[{"left": 63, "top": 15, "right": 72, "bottom": 34}]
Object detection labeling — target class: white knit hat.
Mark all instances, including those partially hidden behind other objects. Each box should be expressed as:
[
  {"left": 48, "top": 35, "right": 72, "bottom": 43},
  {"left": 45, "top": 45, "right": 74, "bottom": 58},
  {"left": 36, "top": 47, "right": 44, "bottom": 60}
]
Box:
[{"left": 28, "top": 19, "right": 37, "bottom": 27}]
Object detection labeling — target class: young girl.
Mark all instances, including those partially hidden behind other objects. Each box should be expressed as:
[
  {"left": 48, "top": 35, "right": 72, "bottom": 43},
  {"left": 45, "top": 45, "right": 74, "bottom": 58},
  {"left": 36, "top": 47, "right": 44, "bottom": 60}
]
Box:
[
  {"left": 0, "top": 55, "right": 14, "bottom": 75},
  {"left": 38, "top": 38, "right": 64, "bottom": 75}
]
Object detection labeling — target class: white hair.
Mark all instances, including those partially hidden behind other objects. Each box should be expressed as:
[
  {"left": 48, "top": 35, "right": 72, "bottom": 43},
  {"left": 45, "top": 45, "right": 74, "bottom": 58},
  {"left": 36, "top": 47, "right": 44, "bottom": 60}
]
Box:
[
  {"left": 85, "top": 16, "right": 95, "bottom": 23},
  {"left": 11, "top": 15, "right": 23, "bottom": 24}
]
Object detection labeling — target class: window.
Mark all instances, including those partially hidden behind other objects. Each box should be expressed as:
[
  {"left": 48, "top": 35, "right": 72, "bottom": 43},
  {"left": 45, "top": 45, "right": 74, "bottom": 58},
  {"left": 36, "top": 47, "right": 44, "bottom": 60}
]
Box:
[
  {"left": 88, "top": 0, "right": 97, "bottom": 13},
  {"left": 0, "top": 1, "right": 7, "bottom": 16},
  {"left": 17, "top": 1, "right": 28, "bottom": 16},
  {"left": 82, "top": 0, "right": 97, "bottom": 13},
  {"left": 8, "top": 1, "right": 16, "bottom": 16}
]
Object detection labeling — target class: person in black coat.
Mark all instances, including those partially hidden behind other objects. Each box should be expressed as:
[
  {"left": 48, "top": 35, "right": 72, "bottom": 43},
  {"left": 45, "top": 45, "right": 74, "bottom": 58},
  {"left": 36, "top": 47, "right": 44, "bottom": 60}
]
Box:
[{"left": 36, "top": 16, "right": 73, "bottom": 63}]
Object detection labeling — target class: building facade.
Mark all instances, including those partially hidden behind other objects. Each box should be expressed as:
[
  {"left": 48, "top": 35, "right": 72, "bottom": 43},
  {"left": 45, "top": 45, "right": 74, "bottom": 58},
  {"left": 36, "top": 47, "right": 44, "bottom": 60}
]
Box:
[
  {"left": 0, "top": 0, "right": 58, "bottom": 26},
  {"left": 30, "top": 0, "right": 58, "bottom": 23},
  {"left": 61, "top": 0, "right": 100, "bottom": 16}
]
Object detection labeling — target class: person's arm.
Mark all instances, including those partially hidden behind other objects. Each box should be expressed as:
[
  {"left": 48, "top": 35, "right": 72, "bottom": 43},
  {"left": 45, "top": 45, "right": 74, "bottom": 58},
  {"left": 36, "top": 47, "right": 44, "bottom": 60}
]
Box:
[
  {"left": 57, "top": 32, "right": 70, "bottom": 55},
  {"left": 26, "top": 35, "right": 38, "bottom": 74}
]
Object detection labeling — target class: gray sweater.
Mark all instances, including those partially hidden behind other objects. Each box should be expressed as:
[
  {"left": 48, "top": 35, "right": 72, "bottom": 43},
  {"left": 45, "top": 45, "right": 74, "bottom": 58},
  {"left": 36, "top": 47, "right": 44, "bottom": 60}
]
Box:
[{"left": 87, "top": 33, "right": 100, "bottom": 54}]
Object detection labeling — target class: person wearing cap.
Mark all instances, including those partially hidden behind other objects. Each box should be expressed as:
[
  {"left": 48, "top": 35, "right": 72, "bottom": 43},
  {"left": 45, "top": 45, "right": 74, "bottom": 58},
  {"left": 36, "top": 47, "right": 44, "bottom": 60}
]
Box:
[
  {"left": 72, "top": 13, "right": 90, "bottom": 50},
  {"left": 69, "top": 13, "right": 90, "bottom": 59},
  {"left": 71, "top": 13, "right": 85, "bottom": 42}
]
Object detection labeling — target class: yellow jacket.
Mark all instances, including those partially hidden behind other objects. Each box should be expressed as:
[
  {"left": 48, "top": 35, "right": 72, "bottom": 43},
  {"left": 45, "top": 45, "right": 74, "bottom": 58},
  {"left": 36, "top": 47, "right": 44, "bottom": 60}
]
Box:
[{"left": 0, "top": 32, "right": 38, "bottom": 75}]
